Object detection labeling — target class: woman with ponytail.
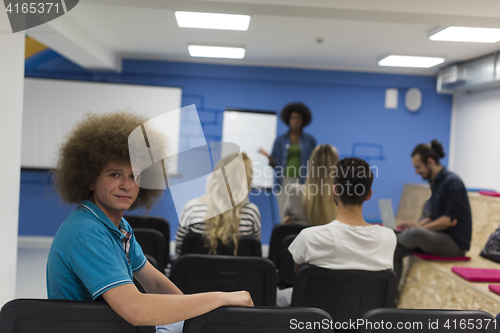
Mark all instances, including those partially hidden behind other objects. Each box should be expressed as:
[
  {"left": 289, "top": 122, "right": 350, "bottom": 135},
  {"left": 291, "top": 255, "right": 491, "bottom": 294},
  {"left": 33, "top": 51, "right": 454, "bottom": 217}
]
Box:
[
  {"left": 282, "top": 144, "right": 340, "bottom": 226},
  {"left": 175, "top": 152, "right": 261, "bottom": 256}
]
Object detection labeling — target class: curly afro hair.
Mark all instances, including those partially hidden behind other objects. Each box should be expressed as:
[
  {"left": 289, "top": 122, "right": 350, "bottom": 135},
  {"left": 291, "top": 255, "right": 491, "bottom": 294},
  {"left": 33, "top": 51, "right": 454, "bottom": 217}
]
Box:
[
  {"left": 280, "top": 103, "right": 312, "bottom": 128},
  {"left": 53, "top": 110, "right": 163, "bottom": 211}
]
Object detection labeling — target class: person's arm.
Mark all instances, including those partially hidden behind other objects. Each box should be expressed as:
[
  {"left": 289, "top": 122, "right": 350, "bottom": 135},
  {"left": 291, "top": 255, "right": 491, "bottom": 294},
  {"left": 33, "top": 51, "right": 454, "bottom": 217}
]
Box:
[
  {"left": 416, "top": 217, "right": 432, "bottom": 227},
  {"left": 258, "top": 148, "right": 276, "bottom": 168},
  {"left": 294, "top": 262, "right": 302, "bottom": 272},
  {"left": 102, "top": 283, "right": 253, "bottom": 327},
  {"left": 419, "top": 215, "right": 457, "bottom": 231}
]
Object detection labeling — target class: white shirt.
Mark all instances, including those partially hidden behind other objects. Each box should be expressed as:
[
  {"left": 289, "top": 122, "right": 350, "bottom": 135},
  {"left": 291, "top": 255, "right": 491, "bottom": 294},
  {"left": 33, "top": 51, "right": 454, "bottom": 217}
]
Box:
[{"left": 288, "top": 219, "right": 396, "bottom": 271}]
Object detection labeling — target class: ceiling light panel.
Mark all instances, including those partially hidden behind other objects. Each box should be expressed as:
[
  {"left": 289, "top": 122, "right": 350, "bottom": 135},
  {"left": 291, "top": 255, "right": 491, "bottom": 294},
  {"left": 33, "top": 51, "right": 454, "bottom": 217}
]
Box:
[
  {"left": 175, "top": 11, "right": 250, "bottom": 31},
  {"left": 430, "top": 26, "right": 500, "bottom": 43},
  {"left": 188, "top": 45, "right": 246, "bottom": 59},
  {"left": 378, "top": 55, "right": 444, "bottom": 68}
]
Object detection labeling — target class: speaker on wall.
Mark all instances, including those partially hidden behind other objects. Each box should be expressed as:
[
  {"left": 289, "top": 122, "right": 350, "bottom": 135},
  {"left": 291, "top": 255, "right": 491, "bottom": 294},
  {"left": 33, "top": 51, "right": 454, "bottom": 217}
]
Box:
[{"left": 405, "top": 88, "right": 422, "bottom": 112}]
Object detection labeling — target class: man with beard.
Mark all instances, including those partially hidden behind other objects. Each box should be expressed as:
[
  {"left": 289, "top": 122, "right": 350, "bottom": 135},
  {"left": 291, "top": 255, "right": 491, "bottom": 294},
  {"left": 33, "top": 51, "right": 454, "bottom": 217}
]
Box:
[{"left": 393, "top": 140, "right": 472, "bottom": 284}]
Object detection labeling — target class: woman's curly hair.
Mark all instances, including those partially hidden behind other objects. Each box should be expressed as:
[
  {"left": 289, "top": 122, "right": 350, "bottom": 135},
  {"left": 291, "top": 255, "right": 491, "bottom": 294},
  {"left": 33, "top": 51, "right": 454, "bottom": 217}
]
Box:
[
  {"left": 53, "top": 110, "right": 163, "bottom": 211},
  {"left": 280, "top": 102, "right": 312, "bottom": 128}
]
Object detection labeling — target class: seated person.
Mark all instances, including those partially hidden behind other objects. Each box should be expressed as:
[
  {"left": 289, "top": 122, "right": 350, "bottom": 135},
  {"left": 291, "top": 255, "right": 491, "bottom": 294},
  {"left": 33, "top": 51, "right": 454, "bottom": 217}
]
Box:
[
  {"left": 282, "top": 144, "right": 339, "bottom": 226},
  {"left": 394, "top": 140, "right": 472, "bottom": 283},
  {"left": 47, "top": 111, "right": 253, "bottom": 333},
  {"left": 277, "top": 157, "right": 396, "bottom": 306},
  {"left": 175, "top": 152, "right": 261, "bottom": 257}
]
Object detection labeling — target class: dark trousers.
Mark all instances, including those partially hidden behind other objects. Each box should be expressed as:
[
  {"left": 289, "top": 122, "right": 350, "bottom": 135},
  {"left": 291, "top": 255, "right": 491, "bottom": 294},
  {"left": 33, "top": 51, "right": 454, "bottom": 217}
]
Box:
[{"left": 393, "top": 228, "right": 465, "bottom": 283}]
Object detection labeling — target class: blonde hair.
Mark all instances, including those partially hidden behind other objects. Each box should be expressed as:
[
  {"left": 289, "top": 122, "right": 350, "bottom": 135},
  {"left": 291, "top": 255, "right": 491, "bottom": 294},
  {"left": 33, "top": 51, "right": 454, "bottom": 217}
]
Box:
[
  {"left": 302, "top": 144, "right": 339, "bottom": 226},
  {"left": 203, "top": 152, "right": 252, "bottom": 255}
]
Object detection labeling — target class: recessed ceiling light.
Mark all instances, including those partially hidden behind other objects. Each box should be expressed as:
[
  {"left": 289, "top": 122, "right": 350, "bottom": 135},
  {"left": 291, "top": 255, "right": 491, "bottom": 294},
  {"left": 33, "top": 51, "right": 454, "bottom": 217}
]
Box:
[
  {"left": 378, "top": 55, "right": 445, "bottom": 68},
  {"left": 188, "top": 45, "right": 246, "bottom": 59},
  {"left": 430, "top": 26, "right": 500, "bottom": 43},
  {"left": 175, "top": 11, "right": 250, "bottom": 31}
]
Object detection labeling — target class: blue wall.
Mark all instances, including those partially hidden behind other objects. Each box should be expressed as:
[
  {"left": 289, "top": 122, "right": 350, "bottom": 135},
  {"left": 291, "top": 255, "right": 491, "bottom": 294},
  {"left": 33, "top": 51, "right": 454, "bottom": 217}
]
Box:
[{"left": 21, "top": 50, "right": 453, "bottom": 243}]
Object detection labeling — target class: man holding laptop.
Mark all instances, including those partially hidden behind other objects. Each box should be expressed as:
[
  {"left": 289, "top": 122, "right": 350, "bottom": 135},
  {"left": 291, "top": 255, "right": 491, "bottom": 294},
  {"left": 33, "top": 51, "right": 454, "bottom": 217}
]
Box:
[{"left": 393, "top": 140, "right": 472, "bottom": 283}]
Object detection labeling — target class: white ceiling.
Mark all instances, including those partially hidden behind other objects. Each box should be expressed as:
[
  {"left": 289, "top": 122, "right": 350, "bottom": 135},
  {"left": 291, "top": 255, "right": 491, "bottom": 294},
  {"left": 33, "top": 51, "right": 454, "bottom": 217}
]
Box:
[{"left": 26, "top": 0, "right": 500, "bottom": 75}]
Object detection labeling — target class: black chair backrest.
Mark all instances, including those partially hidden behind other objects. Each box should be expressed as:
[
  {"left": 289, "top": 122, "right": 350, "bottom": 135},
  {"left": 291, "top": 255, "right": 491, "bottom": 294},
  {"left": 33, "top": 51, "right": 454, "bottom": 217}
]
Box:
[
  {"left": 183, "top": 306, "right": 333, "bottom": 333},
  {"left": 268, "top": 223, "right": 306, "bottom": 266},
  {"left": 277, "top": 233, "right": 299, "bottom": 287},
  {"left": 125, "top": 215, "right": 170, "bottom": 266},
  {"left": 133, "top": 228, "right": 166, "bottom": 270},
  {"left": 0, "top": 299, "right": 154, "bottom": 333},
  {"left": 180, "top": 232, "right": 262, "bottom": 257},
  {"left": 355, "top": 308, "right": 497, "bottom": 333},
  {"left": 291, "top": 265, "right": 397, "bottom": 324},
  {"left": 171, "top": 254, "right": 277, "bottom": 306}
]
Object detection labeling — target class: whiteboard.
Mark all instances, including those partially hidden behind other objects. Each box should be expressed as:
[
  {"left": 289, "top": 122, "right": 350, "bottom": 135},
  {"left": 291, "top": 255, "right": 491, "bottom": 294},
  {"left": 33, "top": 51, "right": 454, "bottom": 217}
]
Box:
[
  {"left": 21, "top": 78, "right": 182, "bottom": 170},
  {"left": 221, "top": 110, "right": 277, "bottom": 188}
]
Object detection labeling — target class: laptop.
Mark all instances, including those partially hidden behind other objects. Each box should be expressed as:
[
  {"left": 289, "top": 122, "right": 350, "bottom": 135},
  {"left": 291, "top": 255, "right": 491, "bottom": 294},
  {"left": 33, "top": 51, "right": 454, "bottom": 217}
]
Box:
[{"left": 378, "top": 199, "right": 397, "bottom": 230}]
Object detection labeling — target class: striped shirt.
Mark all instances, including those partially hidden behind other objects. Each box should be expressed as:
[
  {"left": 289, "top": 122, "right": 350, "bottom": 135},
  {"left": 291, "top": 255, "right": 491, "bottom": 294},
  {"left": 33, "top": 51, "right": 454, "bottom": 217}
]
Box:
[{"left": 175, "top": 198, "right": 261, "bottom": 257}]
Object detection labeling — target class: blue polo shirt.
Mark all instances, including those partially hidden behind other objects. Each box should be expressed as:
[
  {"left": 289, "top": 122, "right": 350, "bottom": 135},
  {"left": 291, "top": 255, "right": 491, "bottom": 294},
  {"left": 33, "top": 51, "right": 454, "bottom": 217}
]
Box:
[{"left": 47, "top": 200, "right": 147, "bottom": 301}]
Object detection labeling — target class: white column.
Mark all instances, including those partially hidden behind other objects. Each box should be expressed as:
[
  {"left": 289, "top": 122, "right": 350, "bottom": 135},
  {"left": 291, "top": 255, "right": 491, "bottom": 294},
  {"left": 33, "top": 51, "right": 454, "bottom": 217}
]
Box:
[{"left": 0, "top": 10, "right": 25, "bottom": 307}]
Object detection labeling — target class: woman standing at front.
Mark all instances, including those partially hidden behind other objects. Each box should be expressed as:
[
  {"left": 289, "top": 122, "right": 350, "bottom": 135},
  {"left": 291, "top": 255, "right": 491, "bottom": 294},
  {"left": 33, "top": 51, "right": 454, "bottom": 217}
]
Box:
[{"left": 259, "top": 103, "right": 317, "bottom": 220}]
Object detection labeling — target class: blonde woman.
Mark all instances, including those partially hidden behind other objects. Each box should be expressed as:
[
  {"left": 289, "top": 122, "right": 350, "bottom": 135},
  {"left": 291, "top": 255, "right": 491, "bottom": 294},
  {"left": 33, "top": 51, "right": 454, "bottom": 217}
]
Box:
[
  {"left": 175, "top": 152, "right": 261, "bottom": 256},
  {"left": 282, "top": 144, "right": 339, "bottom": 226}
]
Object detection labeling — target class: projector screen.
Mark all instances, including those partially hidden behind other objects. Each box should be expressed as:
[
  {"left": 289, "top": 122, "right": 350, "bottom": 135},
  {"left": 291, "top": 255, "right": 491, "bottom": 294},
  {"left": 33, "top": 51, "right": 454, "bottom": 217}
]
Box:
[
  {"left": 21, "top": 78, "right": 182, "bottom": 170},
  {"left": 222, "top": 109, "right": 277, "bottom": 188}
]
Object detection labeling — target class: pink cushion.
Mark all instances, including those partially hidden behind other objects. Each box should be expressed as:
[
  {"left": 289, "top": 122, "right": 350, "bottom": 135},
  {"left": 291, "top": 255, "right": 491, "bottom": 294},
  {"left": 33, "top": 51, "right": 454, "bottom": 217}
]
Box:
[
  {"left": 488, "top": 284, "right": 500, "bottom": 295},
  {"left": 479, "top": 190, "right": 500, "bottom": 197},
  {"left": 452, "top": 267, "right": 500, "bottom": 282},
  {"left": 412, "top": 253, "right": 471, "bottom": 261}
]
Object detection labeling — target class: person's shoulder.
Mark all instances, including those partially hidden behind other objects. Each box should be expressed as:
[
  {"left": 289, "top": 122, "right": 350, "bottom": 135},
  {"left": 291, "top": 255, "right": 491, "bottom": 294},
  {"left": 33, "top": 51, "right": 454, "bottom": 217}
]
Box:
[
  {"left": 443, "top": 169, "right": 466, "bottom": 188},
  {"left": 275, "top": 133, "right": 288, "bottom": 142},
  {"left": 302, "top": 132, "right": 315, "bottom": 139},
  {"left": 243, "top": 202, "right": 261, "bottom": 215},
  {"left": 375, "top": 225, "right": 397, "bottom": 242},
  {"left": 179, "top": 198, "right": 207, "bottom": 226},
  {"left": 60, "top": 206, "right": 102, "bottom": 232},
  {"left": 55, "top": 213, "right": 109, "bottom": 246},
  {"left": 302, "top": 221, "right": 331, "bottom": 235}
]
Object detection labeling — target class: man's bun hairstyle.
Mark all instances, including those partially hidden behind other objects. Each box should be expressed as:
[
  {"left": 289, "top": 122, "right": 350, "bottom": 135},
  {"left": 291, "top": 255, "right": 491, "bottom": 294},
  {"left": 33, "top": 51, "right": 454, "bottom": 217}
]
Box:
[
  {"left": 430, "top": 140, "right": 445, "bottom": 159},
  {"left": 412, "top": 139, "right": 445, "bottom": 165}
]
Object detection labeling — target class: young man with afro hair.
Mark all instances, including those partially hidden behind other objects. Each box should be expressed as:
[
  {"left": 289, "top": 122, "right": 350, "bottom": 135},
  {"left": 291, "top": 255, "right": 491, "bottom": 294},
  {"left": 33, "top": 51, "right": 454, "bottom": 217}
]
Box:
[{"left": 47, "top": 111, "right": 253, "bottom": 332}]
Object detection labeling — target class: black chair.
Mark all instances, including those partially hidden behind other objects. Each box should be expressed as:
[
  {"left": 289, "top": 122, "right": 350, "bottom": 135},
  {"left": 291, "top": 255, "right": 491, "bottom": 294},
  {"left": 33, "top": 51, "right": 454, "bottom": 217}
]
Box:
[
  {"left": 277, "top": 233, "right": 299, "bottom": 287},
  {"left": 125, "top": 215, "right": 171, "bottom": 266},
  {"left": 171, "top": 254, "right": 277, "bottom": 306},
  {"left": 134, "top": 228, "right": 166, "bottom": 270},
  {"left": 180, "top": 232, "right": 262, "bottom": 257},
  {"left": 183, "top": 306, "right": 334, "bottom": 333},
  {"left": 355, "top": 308, "right": 497, "bottom": 333},
  {"left": 268, "top": 223, "right": 306, "bottom": 266},
  {"left": 0, "top": 299, "right": 154, "bottom": 333},
  {"left": 291, "top": 265, "right": 397, "bottom": 325}
]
